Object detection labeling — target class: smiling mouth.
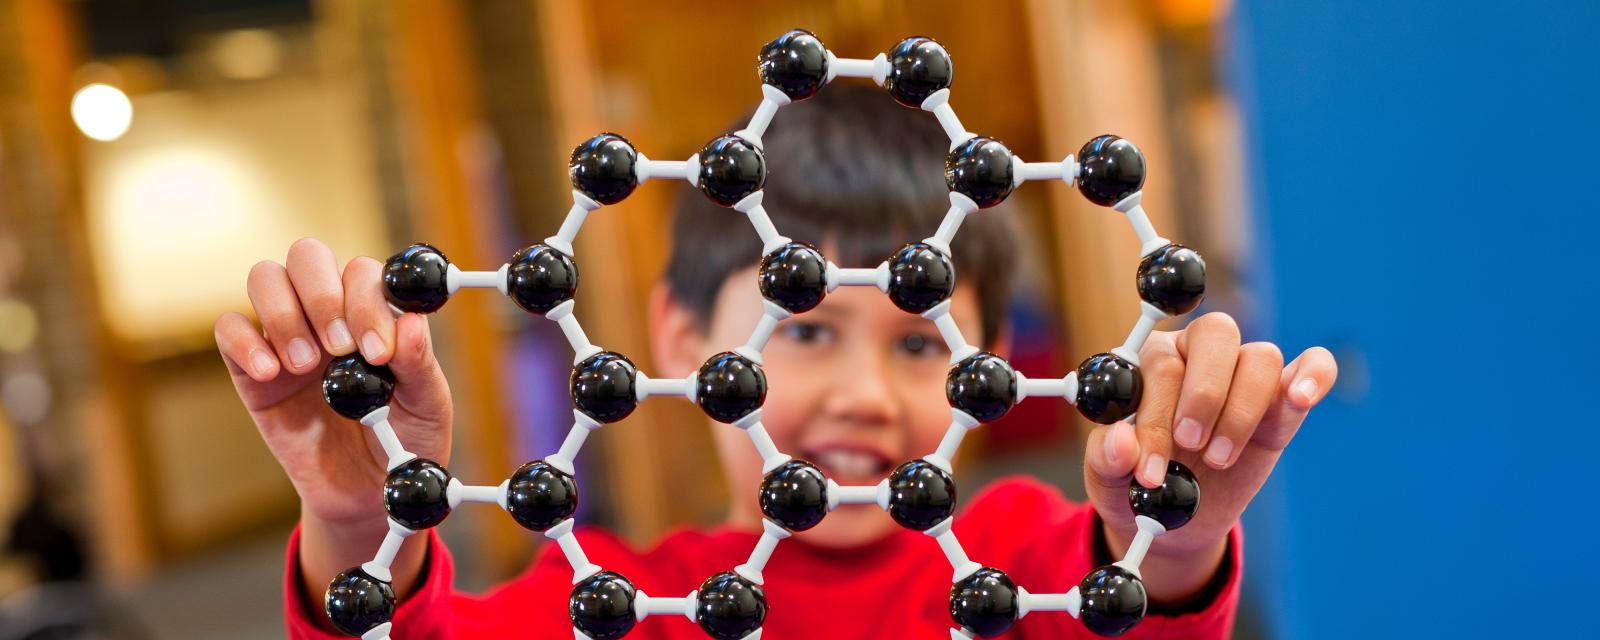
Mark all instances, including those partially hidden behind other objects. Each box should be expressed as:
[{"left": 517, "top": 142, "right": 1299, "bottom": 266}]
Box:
[{"left": 802, "top": 446, "right": 893, "bottom": 483}]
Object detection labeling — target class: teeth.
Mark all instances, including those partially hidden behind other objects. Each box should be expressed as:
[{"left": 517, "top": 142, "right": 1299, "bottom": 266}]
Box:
[{"left": 815, "top": 450, "right": 881, "bottom": 479}]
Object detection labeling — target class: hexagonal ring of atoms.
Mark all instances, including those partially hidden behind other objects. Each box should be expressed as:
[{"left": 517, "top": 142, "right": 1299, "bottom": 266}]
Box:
[{"left": 319, "top": 29, "right": 1210, "bottom": 640}]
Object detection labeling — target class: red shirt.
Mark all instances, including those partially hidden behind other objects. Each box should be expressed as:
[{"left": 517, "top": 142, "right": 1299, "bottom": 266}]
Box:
[{"left": 285, "top": 477, "right": 1242, "bottom": 639}]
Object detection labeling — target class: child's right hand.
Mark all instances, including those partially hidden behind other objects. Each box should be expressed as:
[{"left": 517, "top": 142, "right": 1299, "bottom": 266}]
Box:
[{"left": 213, "top": 237, "right": 453, "bottom": 541}]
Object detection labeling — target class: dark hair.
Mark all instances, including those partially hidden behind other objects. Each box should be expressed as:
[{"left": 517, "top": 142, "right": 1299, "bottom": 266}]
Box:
[{"left": 663, "top": 84, "right": 1016, "bottom": 345}]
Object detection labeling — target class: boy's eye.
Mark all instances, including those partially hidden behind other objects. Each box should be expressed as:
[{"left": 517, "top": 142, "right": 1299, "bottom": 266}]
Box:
[
  {"left": 780, "top": 321, "right": 833, "bottom": 345},
  {"left": 898, "top": 333, "right": 945, "bottom": 357}
]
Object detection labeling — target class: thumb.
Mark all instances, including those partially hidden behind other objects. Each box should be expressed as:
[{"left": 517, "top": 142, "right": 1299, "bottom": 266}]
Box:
[
  {"left": 384, "top": 312, "right": 452, "bottom": 425},
  {"left": 1084, "top": 420, "right": 1140, "bottom": 494}
]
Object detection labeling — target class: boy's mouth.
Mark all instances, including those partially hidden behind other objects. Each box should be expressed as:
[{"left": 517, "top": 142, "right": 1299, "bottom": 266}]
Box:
[{"left": 800, "top": 444, "right": 893, "bottom": 484}]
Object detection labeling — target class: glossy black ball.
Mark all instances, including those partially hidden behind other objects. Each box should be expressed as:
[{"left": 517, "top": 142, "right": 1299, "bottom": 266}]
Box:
[
  {"left": 1128, "top": 460, "right": 1200, "bottom": 531},
  {"left": 322, "top": 354, "right": 395, "bottom": 420},
  {"left": 886, "top": 242, "right": 955, "bottom": 314},
  {"left": 507, "top": 243, "right": 579, "bottom": 315},
  {"left": 887, "top": 459, "right": 957, "bottom": 531},
  {"left": 946, "top": 136, "right": 1016, "bottom": 208},
  {"left": 760, "top": 460, "right": 828, "bottom": 532},
  {"left": 1077, "top": 135, "right": 1146, "bottom": 207},
  {"left": 695, "top": 571, "right": 767, "bottom": 640},
  {"left": 698, "top": 135, "right": 766, "bottom": 207},
  {"left": 1078, "top": 565, "right": 1147, "bottom": 637},
  {"left": 1075, "top": 353, "right": 1142, "bottom": 425},
  {"left": 571, "top": 352, "right": 639, "bottom": 423},
  {"left": 569, "top": 571, "right": 637, "bottom": 640},
  {"left": 759, "top": 29, "right": 829, "bottom": 101},
  {"left": 758, "top": 242, "right": 828, "bottom": 314},
  {"left": 696, "top": 352, "right": 767, "bottom": 423},
  {"left": 325, "top": 567, "right": 395, "bottom": 636},
  {"left": 885, "top": 36, "right": 953, "bottom": 108},
  {"left": 506, "top": 460, "right": 579, "bottom": 532},
  {"left": 949, "top": 567, "right": 1020, "bottom": 638},
  {"left": 383, "top": 243, "right": 451, "bottom": 313},
  {"left": 1136, "top": 244, "right": 1206, "bottom": 316},
  {"left": 384, "top": 458, "right": 452, "bottom": 530},
  {"left": 569, "top": 133, "right": 639, "bottom": 205},
  {"left": 945, "top": 352, "right": 1018, "bottom": 423}
]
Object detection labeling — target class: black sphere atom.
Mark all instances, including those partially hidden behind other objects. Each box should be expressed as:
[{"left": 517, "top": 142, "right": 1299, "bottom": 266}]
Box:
[
  {"left": 384, "top": 458, "right": 452, "bottom": 530},
  {"left": 886, "top": 242, "right": 955, "bottom": 314},
  {"left": 759, "top": 29, "right": 829, "bottom": 101},
  {"left": 383, "top": 243, "right": 451, "bottom": 314},
  {"left": 1077, "top": 135, "right": 1146, "bottom": 207},
  {"left": 1128, "top": 460, "right": 1200, "bottom": 531},
  {"left": 1074, "top": 353, "right": 1142, "bottom": 425},
  {"left": 945, "top": 136, "right": 1016, "bottom": 208},
  {"left": 945, "top": 352, "right": 1018, "bottom": 423},
  {"left": 885, "top": 36, "right": 954, "bottom": 108},
  {"left": 569, "top": 571, "right": 637, "bottom": 640},
  {"left": 322, "top": 354, "right": 395, "bottom": 421},
  {"left": 697, "top": 135, "right": 766, "bottom": 207},
  {"left": 695, "top": 351, "right": 767, "bottom": 423},
  {"left": 760, "top": 459, "right": 829, "bottom": 532},
  {"left": 325, "top": 567, "right": 395, "bottom": 636},
  {"left": 506, "top": 460, "right": 579, "bottom": 532},
  {"left": 887, "top": 459, "right": 957, "bottom": 531},
  {"left": 507, "top": 243, "right": 579, "bottom": 315},
  {"left": 571, "top": 351, "right": 639, "bottom": 423},
  {"left": 569, "top": 133, "right": 639, "bottom": 205},
  {"left": 1136, "top": 244, "right": 1206, "bottom": 317},
  {"left": 695, "top": 571, "right": 767, "bottom": 640},
  {"left": 758, "top": 242, "right": 828, "bottom": 314},
  {"left": 949, "top": 567, "right": 1020, "bottom": 638},
  {"left": 1078, "top": 565, "right": 1147, "bottom": 637}
]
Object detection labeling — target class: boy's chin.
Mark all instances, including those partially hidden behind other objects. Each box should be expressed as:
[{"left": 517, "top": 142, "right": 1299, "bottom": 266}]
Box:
[{"left": 802, "top": 504, "right": 902, "bottom": 550}]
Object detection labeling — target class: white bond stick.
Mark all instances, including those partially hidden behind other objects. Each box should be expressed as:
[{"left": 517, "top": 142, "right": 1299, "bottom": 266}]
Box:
[
  {"left": 545, "top": 411, "right": 602, "bottom": 476},
  {"left": 361, "top": 622, "right": 392, "bottom": 640},
  {"left": 634, "top": 590, "right": 698, "bottom": 623},
  {"left": 1015, "top": 373, "right": 1072, "bottom": 402},
  {"left": 733, "top": 192, "right": 790, "bottom": 255},
  {"left": 825, "top": 261, "right": 889, "bottom": 293},
  {"left": 1114, "top": 515, "right": 1167, "bottom": 577},
  {"left": 950, "top": 629, "right": 975, "bottom": 640},
  {"left": 1062, "top": 371, "right": 1080, "bottom": 406},
  {"left": 1112, "top": 192, "right": 1171, "bottom": 257},
  {"left": 734, "top": 519, "right": 792, "bottom": 585},
  {"left": 924, "top": 192, "right": 979, "bottom": 255},
  {"left": 634, "top": 151, "right": 693, "bottom": 183},
  {"left": 635, "top": 372, "right": 694, "bottom": 402},
  {"left": 826, "top": 52, "right": 888, "bottom": 85},
  {"left": 925, "top": 517, "right": 981, "bottom": 582},
  {"left": 361, "top": 407, "right": 417, "bottom": 471},
  {"left": 1111, "top": 302, "right": 1166, "bottom": 364},
  {"left": 734, "top": 85, "right": 791, "bottom": 148},
  {"left": 545, "top": 192, "right": 602, "bottom": 257},
  {"left": 922, "top": 301, "right": 980, "bottom": 364},
  {"left": 826, "top": 478, "right": 890, "bottom": 511},
  {"left": 546, "top": 300, "right": 602, "bottom": 363},
  {"left": 925, "top": 409, "right": 980, "bottom": 472},
  {"left": 919, "top": 89, "right": 974, "bottom": 148},
  {"left": 445, "top": 477, "right": 509, "bottom": 509},
  {"left": 360, "top": 519, "right": 417, "bottom": 583},
  {"left": 735, "top": 411, "right": 792, "bottom": 473},
  {"left": 1017, "top": 586, "right": 1083, "bottom": 618},
  {"left": 446, "top": 263, "right": 510, "bottom": 296},
  {"left": 545, "top": 519, "right": 601, "bottom": 584},
  {"left": 739, "top": 301, "right": 791, "bottom": 361},
  {"left": 1013, "top": 156, "right": 1079, "bottom": 187}
]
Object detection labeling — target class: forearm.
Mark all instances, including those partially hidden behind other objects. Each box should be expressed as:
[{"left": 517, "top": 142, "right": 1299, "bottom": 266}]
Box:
[
  {"left": 299, "top": 510, "right": 429, "bottom": 632},
  {"left": 1101, "top": 519, "right": 1227, "bottom": 607}
]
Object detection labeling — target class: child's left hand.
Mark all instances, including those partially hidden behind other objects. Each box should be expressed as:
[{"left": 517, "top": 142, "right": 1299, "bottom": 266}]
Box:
[{"left": 1082, "top": 311, "right": 1338, "bottom": 604}]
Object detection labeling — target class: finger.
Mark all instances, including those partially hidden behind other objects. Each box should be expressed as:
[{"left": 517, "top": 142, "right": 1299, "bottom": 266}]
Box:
[
  {"left": 1203, "top": 341, "right": 1283, "bottom": 469},
  {"left": 1085, "top": 421, "right": 1140, "bottom": 493},
  {"left": 1171, "top": 312, "right": 1242, "bottom": 453},
  {"left": 286, "top": 238, "right": 355, "bottom": 356},
  {"left": 1253, "top": 346, "right": 1339, "bottom": 451},
  {"left": 1133, "top": 333, "right": 1184, "bottom": 488},
  {"left": 386, "top": 313, "right": 451, "bottom": 425},
  {"left": 343, "top": 256, "right": 398, "bottom": 365},
  {"left": 247, "top": 260, "right": 321, "bottom": 374},
  {"left": 215, "top": 311, "right": 279, "bottom": 382}
]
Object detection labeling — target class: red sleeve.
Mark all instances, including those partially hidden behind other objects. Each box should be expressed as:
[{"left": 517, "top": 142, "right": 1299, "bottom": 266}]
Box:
[
  {"left": 953, "top": 477, "right": 1243, "bottom": 640},
  {"left": 283, "top": 524, "right": 664, "bottom": 639}
]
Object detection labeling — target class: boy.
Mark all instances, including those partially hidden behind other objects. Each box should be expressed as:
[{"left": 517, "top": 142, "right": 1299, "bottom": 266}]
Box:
[{"left": 214, "top": 86, "right": 1337, "bottom": 638}]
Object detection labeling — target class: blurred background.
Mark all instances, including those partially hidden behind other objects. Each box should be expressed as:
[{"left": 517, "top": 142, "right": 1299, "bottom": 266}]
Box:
[{"left": 0, "top": 0, "right": 1593, "bottom": 638}]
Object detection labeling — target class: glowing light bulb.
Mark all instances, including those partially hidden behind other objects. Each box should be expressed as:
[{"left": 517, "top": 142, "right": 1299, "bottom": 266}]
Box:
[{"left": 71, "top": 83, "right": 133, "bottom": 141}]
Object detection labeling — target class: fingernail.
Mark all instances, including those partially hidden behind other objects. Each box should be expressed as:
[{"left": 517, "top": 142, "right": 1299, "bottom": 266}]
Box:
[
  {"left": 248, "top": 348, "right": 275, "bottom": 377},
  {"left": 287, "top": 338, "right": 315, "bottom": 368},
  {"left": 1174, "top": 417, "right": 1202, "bottom": 449},
  {"left": 361, "top": 330, "right": 386, "bottom": 360},
  {"left": 1206, "top": 436, "right": 1234, "bottom": 467},
  {"left": 1294, "top": 378, "right": 1320, "bottom": 405},
  {"left": 327, "top": 319, "right": 353, "bottom": 352},
  {"left": 1142, "top": 454, "right": 1166, "bottom": 487},
  {"left": 1104, "top": 423, "right": 1124, "bottom": 465}
]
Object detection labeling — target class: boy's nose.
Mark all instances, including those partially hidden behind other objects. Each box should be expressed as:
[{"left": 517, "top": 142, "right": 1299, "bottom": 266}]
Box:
[{"left": 823, "top": 346, "right": 902, "bottom": 427}]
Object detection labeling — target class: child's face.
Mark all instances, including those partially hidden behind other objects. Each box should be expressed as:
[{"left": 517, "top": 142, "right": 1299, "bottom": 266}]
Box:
[{"left": 651, "top": 263, "right": 996, "bottom": 549}]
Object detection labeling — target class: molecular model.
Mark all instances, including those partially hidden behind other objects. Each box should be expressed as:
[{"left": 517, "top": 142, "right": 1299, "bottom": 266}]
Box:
[{"left": 319, "top": 30, "right": 1208, "bottom": 640}]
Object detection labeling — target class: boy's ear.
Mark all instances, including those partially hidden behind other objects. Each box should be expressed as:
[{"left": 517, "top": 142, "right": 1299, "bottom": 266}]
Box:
[
  {"left": 986, "top": 320, "right": 1015, "bottom": 361},
  {"left": 648, "top": 282, "right": 704, "bottom": 376}
]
